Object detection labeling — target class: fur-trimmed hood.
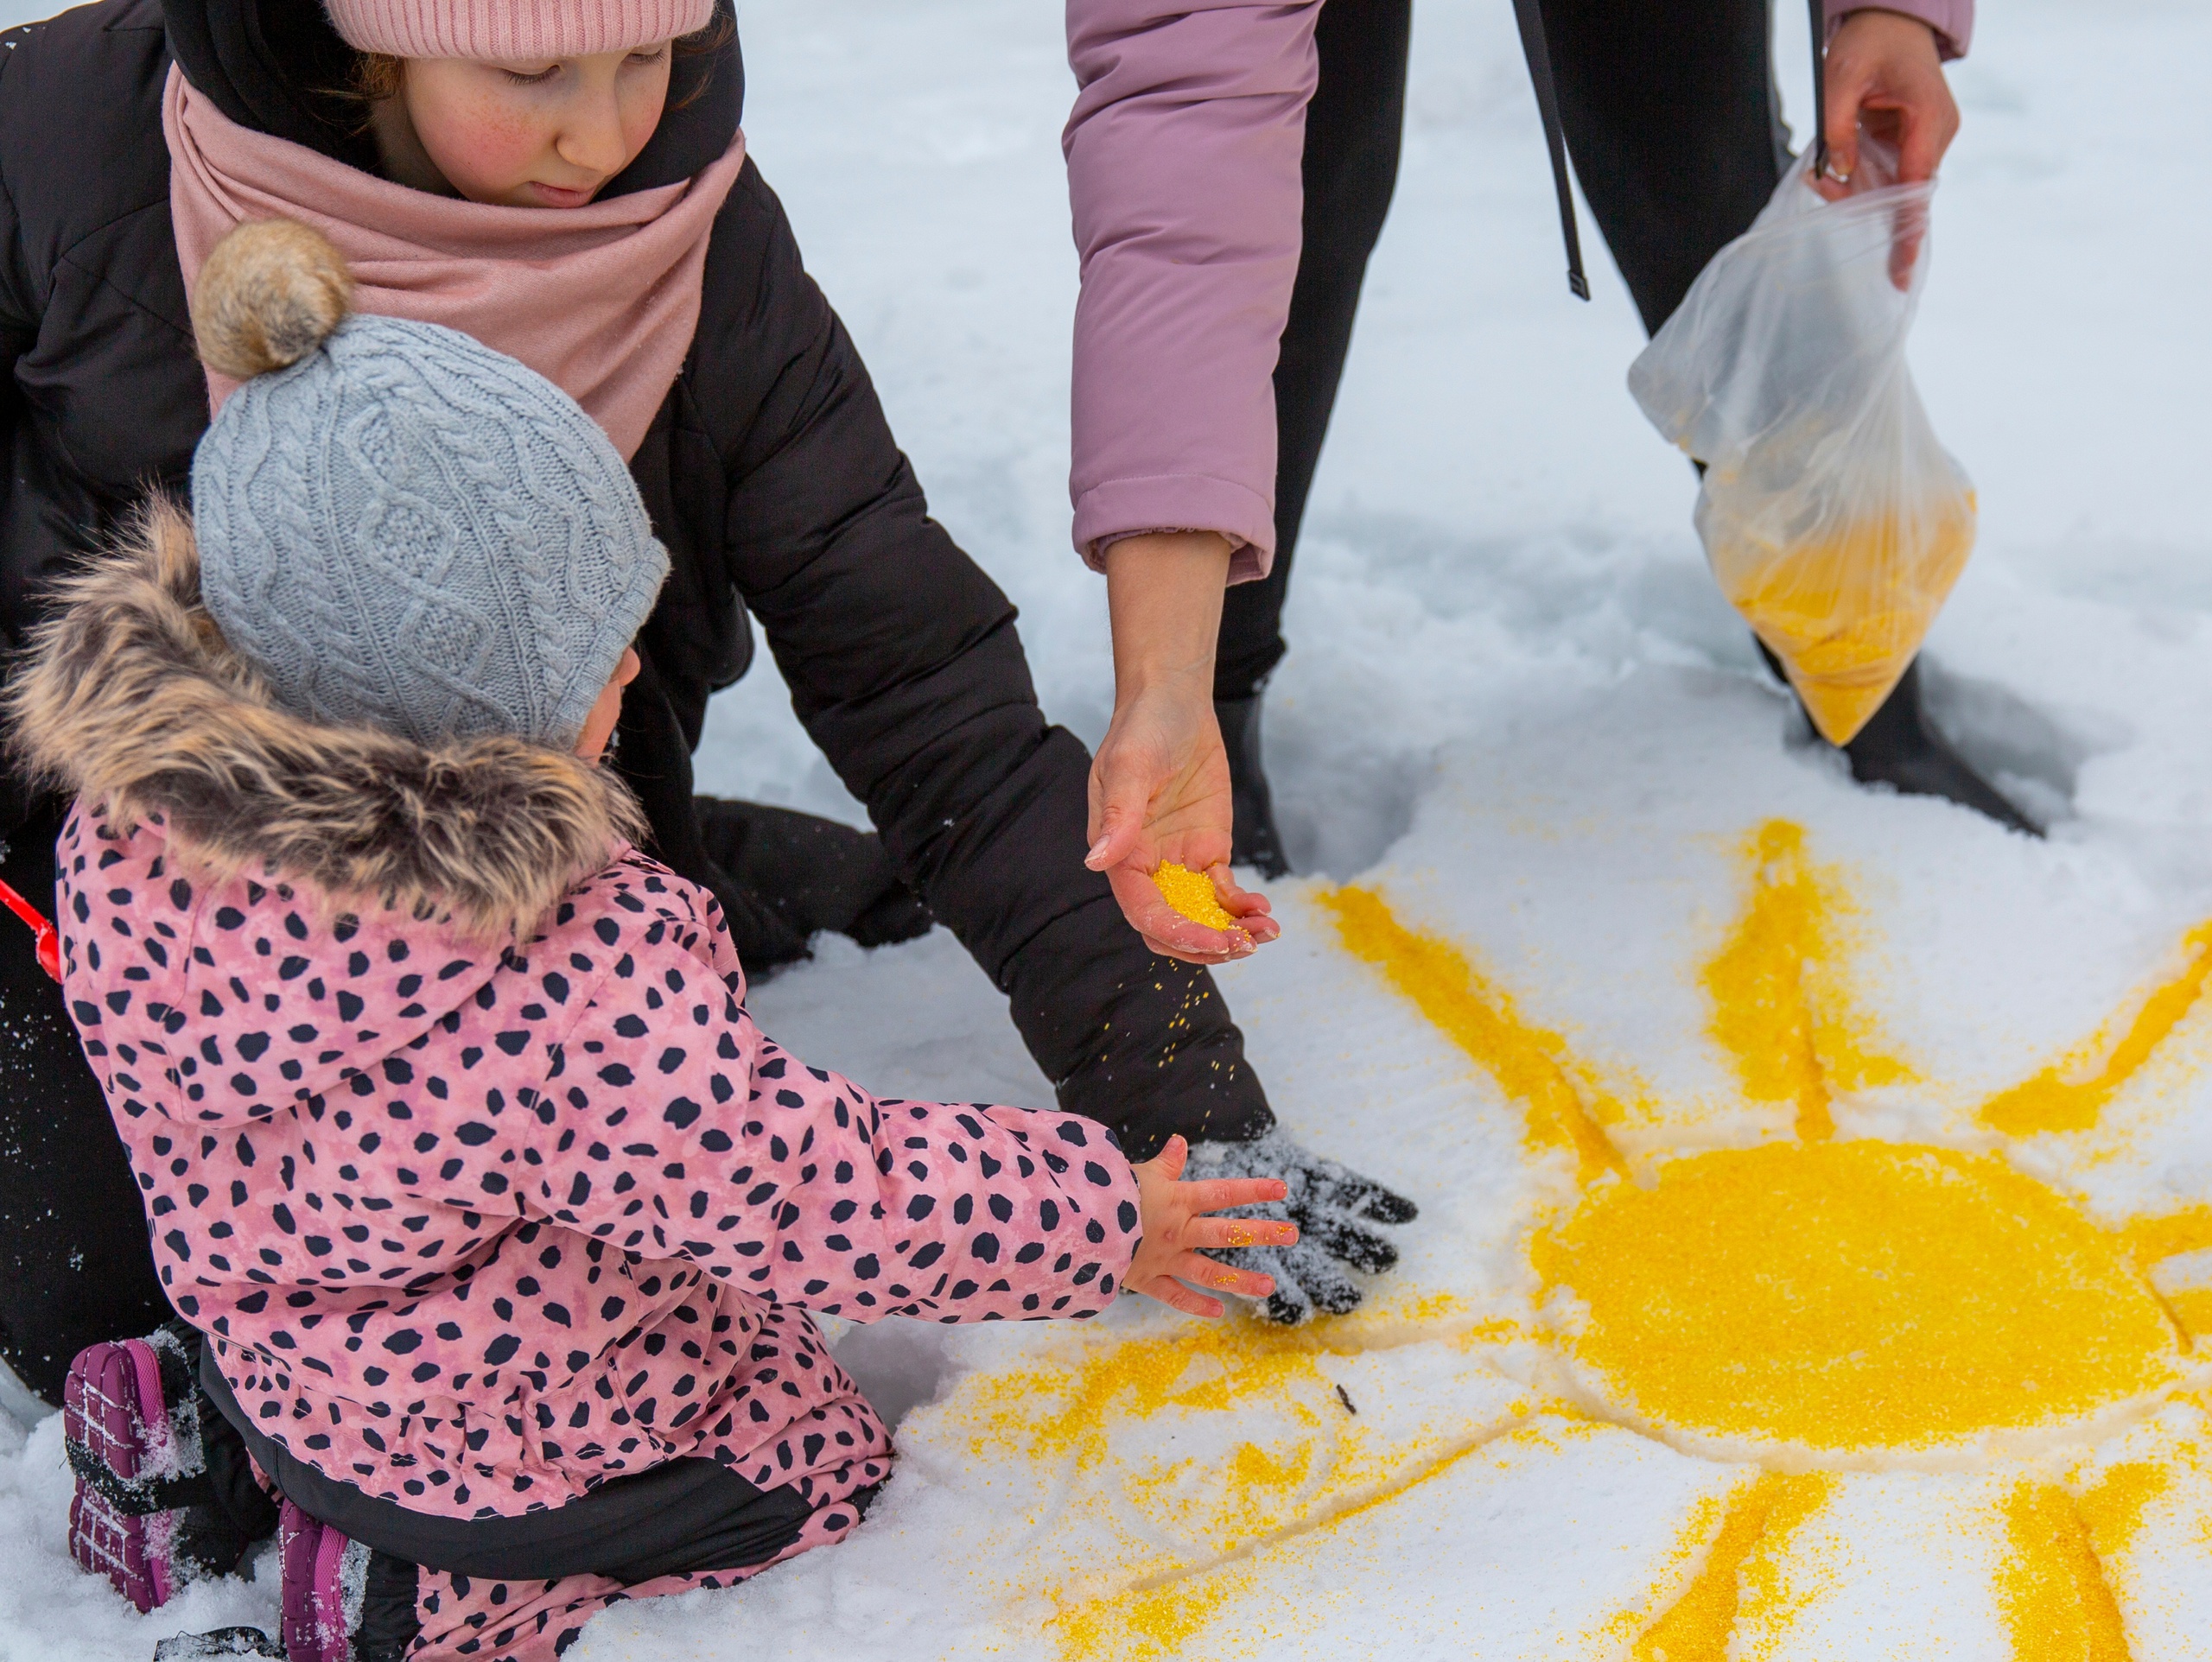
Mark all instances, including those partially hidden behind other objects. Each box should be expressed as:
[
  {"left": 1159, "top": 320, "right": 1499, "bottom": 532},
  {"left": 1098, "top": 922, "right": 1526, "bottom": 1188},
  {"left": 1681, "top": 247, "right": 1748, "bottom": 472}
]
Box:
[{"left": 6, "top": 498, "right": 645, "bottom": 942}]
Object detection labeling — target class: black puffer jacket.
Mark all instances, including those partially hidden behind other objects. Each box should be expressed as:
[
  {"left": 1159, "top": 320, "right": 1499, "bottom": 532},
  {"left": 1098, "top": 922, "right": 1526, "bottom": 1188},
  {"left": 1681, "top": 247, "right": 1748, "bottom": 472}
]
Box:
[{"left": 0, "top": 0, "right": 1270, "bottom": 1158}]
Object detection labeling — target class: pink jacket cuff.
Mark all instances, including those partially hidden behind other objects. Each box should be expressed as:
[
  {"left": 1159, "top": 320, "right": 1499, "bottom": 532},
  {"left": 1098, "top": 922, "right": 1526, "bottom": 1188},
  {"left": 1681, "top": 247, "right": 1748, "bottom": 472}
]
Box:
[
  {"left": 1828, "top": 0, "right": 1972, "bottom": 59},
  {"left": 1076, "top": 475, "right": 1276, "bottom": 583},
  {"left": 1065, "top": 0, "right": 1320, "bottom": 580}
]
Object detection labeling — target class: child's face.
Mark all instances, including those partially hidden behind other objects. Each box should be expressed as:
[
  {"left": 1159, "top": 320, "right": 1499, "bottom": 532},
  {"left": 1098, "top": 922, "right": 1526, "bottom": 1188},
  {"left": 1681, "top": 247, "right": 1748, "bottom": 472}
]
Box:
[
  {"left": 575, "top": 647, "right": 643, "bottom": 764},
  {"left": 372, "top": 45, "right": 675, "bottom": 208}
]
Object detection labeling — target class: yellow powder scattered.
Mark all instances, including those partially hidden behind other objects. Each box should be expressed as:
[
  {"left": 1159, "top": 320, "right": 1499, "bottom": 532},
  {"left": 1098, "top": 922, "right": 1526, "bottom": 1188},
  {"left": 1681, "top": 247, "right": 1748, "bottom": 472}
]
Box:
[
  {"left": 1534, "top": 1141, "right": 2180, "bottom": 1450},
  {"left": 1229, "top": 1439, "right": 1311, "bottom": 1496},
  {"left": 1708, "top": 492, "right": 1976, "bottom": 745},
  {"left": 1448, "top": 1316, "right": 1528, "bottom": 1353},
  {"left": 975, "top": 1323, "right": 1344, "bottom": 1473},
  {"left": 1153, "top": 861, "right": 1238, "bottom": 929},
  {"left": 1981, "top": 923, "right": 2212, "bottom": 1136},
  {"left": 1384, "top": 1289, "right": 1475, "bottom": 1328},
  {"left": 2123, "top": 1204, "right": 2212, "bottom": 1269},
  {"left": 2121, "top": 1205, "right": 2212, "bottom": 1343},
  {"left": 1048, "top": 1565, "right": 1251, "bottom": 1662},
  {"left": 1590, "top": 1490, "right": 1728, "bottom": 1653},
  {"left": 1630, "top": 1471, "right": 1834, "bottom": 1662},
  {"left": 955, "top": 832, "right": 2212, "bottom": 1662},
  {"left": 1998, "top": 1482, "right": 2133, "bottom": 1662},
  {"left": 1305, "top": 1436, "right": 1494, "bottom": 1533},
  {"left": 966, "top": 1327, "right": 1343, "bottom": 1660},
  {"left": 2166, "top": 1290, "right": 2212, "bottom": 1342},
  {"left": 1113, "top": 1435, "right": 1321, "bottom": 1551},
  {"left": 1045, "top": 1430, "right": 1505, "bottom": 1662},
  {"left": 1319, "top": 884, "right": 1629, "bottom": 1184},
  {"left": 1702, "top": 821, "right": 1916, "bottom": 1140},
  {"left": 2076, "top": 1461, "right": 2171, "bottom": 1561},
  {"left": 965, "top": 1311, "right": 1527, "bottom": 1662}
]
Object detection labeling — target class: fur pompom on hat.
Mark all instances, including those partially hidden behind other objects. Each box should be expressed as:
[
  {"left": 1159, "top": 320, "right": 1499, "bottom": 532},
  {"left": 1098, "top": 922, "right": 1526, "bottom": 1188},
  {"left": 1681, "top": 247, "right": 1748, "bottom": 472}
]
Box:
[
  {"left": 320, "top": 0, "right": 714, "bottom": 60},
  {"left": 188, "top": 219, "right": 669, "bottom": 751},
  {"left": 190, "top": 219, "right": 354, "bottom": 379}
]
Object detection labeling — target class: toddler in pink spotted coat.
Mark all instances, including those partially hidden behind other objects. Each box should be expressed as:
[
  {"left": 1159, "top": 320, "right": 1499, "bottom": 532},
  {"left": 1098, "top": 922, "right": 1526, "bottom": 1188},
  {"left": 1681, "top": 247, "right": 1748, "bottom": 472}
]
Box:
[{"left": 16, "top": 222, "right": 1292, "bottom": 1662}]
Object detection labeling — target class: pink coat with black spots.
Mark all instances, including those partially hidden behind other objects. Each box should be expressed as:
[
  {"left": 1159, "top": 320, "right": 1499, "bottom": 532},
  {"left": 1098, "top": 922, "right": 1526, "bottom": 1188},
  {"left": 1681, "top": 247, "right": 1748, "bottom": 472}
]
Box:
[{"left": 15, "top": 504, "right": 1144, "bottom": 1525}]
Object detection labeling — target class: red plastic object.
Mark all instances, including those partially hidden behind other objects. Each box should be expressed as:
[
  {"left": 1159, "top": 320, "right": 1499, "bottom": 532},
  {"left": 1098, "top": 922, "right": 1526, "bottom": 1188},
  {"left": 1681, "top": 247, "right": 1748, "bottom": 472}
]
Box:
[{"left": 0, "top": 877, "right": 60, "bottom": 981}]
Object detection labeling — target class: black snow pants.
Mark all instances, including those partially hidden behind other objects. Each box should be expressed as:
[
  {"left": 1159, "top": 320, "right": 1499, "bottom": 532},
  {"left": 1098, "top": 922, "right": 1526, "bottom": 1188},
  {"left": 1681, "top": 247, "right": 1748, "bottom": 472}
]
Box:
[
  {"left": 1215, "top": 0, "right": 1795, "bottom": 701},
  {"left": 199, "top": 1348, "right": 861, "bottom": 1583},
  {"left": 199, "top": 1346, "right": 874, "bottom": 1658}
]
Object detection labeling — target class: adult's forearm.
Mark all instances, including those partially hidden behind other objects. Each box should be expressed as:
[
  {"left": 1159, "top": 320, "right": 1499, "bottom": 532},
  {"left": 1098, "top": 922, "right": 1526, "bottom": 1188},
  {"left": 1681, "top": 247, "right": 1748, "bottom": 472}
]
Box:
[
  {"left": 1065, "top": 0, "right": 1322, "bottom": 575},
  {"left": 1104, "top": 530, "right": 1233, "bottom": 705},
  {"left": 1006, "top": 900, "right": 1274, "bottom": 1159}
]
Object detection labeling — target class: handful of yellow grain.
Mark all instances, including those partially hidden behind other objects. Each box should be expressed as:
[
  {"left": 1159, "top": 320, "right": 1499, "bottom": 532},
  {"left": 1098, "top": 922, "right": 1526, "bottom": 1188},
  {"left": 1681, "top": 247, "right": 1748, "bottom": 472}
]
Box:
[
  {"left": 1705, "top": 489, "right": 1977, "bottom": 746},
  {"left": 1153, "top": 861, "right": 1238, "bottom": 929}
]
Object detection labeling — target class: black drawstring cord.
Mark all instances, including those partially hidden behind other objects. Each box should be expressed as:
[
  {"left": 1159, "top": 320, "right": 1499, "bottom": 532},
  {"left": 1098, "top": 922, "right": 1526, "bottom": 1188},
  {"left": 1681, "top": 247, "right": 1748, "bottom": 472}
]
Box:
[
  {"left": 1808, "top": 0, "right": 1829, "bottom": 177},
  {"left": 1509, "top": 0, "right": 1589, "bottom": 301},
  {"left": 1514, "top": 0, "right": 1835, "bottom": 300}
]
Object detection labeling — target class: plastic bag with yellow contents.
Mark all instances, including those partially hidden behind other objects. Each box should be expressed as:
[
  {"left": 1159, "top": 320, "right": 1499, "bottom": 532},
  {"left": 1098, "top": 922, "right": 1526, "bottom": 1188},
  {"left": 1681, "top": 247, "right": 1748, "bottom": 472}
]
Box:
[{"left": 1629, "top": 137, "right": 1974, "bottom": 745}]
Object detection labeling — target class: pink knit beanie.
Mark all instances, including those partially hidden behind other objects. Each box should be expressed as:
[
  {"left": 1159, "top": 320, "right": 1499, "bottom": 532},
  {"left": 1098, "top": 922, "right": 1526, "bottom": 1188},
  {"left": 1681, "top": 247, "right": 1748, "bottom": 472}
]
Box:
[{"left": 321, "top": 0, "right": 715, "bottom": 60}]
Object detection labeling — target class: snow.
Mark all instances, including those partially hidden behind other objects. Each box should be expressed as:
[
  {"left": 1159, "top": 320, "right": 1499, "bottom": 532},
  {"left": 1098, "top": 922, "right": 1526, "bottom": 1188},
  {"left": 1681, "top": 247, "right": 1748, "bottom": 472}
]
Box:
[{"left": 5, "top": 0, "right": 2212, "bottom": 1656}]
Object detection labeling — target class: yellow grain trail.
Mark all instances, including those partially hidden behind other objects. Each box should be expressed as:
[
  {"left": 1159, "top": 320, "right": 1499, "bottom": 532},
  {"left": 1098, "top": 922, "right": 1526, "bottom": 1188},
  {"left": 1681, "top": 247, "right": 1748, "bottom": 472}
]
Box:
[
  {"left": 1318, "top": 885, "right": 1626, "bottom": 1184},
  {"left": 1998, "top": 1463, "right": 2168, "bottom": 1662},
  {"left": 1702, "top": 820, "right": 1914, "bottom": 1141},
  {"left": 1981, "top": 923, "right": 2212, "bottom": 1136},
  {"left": 1629, "top": 1471, "right": 1834, "bottom": 1661}
]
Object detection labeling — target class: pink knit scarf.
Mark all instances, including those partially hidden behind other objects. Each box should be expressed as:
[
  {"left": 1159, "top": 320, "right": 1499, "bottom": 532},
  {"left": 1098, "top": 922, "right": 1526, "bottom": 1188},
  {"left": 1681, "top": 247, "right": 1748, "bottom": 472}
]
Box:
[{"left": 163, "top": 66, "right": 747, "bottom": 460}]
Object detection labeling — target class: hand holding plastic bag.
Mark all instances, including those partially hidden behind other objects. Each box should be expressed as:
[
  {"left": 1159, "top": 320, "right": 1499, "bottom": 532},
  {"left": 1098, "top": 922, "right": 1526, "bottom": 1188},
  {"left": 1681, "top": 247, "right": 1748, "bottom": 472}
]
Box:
[{"left": 1629, "top": 138, "right": 1974, "bottom": 746}]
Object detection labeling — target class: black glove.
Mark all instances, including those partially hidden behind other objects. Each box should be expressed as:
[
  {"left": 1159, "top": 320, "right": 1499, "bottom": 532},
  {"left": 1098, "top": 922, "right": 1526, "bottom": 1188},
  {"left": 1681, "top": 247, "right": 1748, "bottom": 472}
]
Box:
[
  {"left": 1185, "top": 1130, "right": 1418, "bottom": 1323},
  {"left": 155, "top": 1632, "right": 286, "bottom": 1660}
]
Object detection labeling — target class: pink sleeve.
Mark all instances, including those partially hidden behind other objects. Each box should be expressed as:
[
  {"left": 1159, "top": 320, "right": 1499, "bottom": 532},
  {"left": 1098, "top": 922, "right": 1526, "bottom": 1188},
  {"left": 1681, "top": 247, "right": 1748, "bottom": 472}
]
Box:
[
  {"left": 1064, "top": 0, "right": 1324, "bottom": 583},
  {"left": 536, "top": 932, "right": 1143, "bottom": 1324},
  {"left": 1827, "top": 0, "right": 1971, "bottom": 59}
]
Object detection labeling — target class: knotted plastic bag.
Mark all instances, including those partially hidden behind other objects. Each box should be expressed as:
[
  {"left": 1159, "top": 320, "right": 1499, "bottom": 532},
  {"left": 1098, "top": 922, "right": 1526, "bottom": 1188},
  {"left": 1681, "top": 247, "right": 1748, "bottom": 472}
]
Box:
[{"left": 1629, "top": 140, "right": 1974, "bottom": 745}]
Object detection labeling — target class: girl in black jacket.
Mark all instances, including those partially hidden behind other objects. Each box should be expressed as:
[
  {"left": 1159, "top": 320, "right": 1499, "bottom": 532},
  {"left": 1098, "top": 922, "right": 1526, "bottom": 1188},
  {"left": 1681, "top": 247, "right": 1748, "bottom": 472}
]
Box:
[{"left": 0, "top": 0, "right": 1413, "bottom": 1405}]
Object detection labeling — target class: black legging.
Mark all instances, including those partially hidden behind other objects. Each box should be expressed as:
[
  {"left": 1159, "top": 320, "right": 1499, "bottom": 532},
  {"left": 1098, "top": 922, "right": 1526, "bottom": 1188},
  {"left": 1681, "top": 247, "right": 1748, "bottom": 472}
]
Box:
[
  {"left": 1217, "top": 0, "right": 1792, "bottom": 701},
  {"left": 0, "top": 801, "right": 168, "bottom": 1401}
]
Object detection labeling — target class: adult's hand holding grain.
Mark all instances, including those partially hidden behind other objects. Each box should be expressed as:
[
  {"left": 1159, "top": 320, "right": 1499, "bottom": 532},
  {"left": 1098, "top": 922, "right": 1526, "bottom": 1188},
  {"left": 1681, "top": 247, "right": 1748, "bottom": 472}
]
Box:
[
  {"left": 1154, "top": 860, "right": 1240, "bottom": 929},
  {"left": 1124, "top": 1135, "right": 1298, "bottom": 1318},
  {"left": 1087, "top": 531, "right": 1280, "bottom": 965}
]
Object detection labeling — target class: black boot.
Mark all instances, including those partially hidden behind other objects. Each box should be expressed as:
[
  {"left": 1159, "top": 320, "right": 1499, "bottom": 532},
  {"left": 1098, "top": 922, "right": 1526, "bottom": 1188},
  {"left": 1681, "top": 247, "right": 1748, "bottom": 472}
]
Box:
[
  {"left": 1760, "top": 646, "right": 2041, "bottom": 836},
  {"left": 696, "top": 871, "right": 813, "bottom": 977},
  {"left": 1216, "top": 695, "right": 1292, "bottom": 879},
  {"left": 695, "top": 799, "right": 935, "bottom": 974},
  {"left": 1841, "top": 661, "right": 2043, "bottom": 835}
]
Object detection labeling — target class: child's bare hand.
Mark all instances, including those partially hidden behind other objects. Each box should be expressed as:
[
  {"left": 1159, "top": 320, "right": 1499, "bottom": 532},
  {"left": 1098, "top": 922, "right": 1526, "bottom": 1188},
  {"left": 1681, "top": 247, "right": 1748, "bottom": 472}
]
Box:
[{"left": 1125, "top": 1134, "right": 1298, "bottom": 1317}]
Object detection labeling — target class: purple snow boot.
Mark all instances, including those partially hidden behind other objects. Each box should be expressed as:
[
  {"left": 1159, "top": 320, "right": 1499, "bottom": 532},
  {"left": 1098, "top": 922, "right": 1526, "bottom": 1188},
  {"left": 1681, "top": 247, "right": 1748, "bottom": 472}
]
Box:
[
  {"left": 276, "top": 1502, "right": 423, "bottom": 1662},
  {"left": 280, "top": 1501, "right": 365, "bottom": 1662},
  {"left": 65, "top": 1329, "right": 206, "bottom": 1612},
  {"left": 64, "top": 1325, "right": 261, "bottom": 1614}
]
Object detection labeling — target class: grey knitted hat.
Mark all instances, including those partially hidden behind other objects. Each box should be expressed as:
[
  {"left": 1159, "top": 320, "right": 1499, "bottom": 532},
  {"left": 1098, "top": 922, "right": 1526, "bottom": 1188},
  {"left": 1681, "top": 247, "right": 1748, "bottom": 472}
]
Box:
[{"left": 188, "top": 220, "right": 669, "bottom": 750}]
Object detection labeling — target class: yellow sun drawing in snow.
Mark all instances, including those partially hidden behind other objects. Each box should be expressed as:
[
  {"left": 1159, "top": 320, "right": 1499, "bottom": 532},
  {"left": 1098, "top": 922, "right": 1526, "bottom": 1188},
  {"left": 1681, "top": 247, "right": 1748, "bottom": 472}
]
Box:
[{"left": 922, "top": 821, "right": 2212, "bottom": 1661}]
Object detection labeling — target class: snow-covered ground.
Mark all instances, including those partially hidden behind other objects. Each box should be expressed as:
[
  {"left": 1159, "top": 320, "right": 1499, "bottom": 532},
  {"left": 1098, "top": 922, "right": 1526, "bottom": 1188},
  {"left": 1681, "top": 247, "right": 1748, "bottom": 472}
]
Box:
[{"left": 8, "top": 0, "right": 2212, "bottom": 1657}]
